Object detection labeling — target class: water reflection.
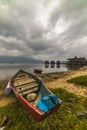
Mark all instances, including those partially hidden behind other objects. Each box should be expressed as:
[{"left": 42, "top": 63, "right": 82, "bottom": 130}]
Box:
[
  {"left": 0, "top": 63, "right": 85, "bottom": 80},
  {"left": 66, "top": 64, "right": 85, "bottom": 71},
  {"left": 0, "top": 63, "right": 67, "bottom": 80}
]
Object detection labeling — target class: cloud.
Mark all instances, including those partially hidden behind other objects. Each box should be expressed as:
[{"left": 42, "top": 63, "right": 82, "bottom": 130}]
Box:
[{"left": 0, "top": 0, "right": 87, "bottom": 60}]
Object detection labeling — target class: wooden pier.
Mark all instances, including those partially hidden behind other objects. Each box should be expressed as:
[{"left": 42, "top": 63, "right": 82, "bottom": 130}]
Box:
[{"left": 44, "top": 61, "right": 60, "bottom": 68}]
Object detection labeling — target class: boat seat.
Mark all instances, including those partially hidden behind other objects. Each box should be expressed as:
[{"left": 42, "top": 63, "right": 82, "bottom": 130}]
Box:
[
  {"left": 14, "top": 81, "right": 37, "bottom": 88},
  {"left": 13, "top": 79, "right": 35, "bottom": 87},
  {"left": 19, "top": 85, "right": 38, "bottom": 93},
  {"left": 16, "top": 82, "right": 38, "bottom": 92},
  {"left": 14, "top": 77, "right": 32, "bottom": 82},
  {"left": 21, "top": 86, "right": 39, "bottom": 96}
]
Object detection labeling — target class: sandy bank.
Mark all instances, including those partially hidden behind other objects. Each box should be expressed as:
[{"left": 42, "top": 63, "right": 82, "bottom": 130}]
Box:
[{"left": 41, "top": 66, "right": 87, "bottom": 97}]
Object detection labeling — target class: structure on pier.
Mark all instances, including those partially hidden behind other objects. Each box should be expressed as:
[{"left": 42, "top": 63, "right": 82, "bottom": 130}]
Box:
[{"left": 67, "top": 56, "right": 87, "bottom": 67}]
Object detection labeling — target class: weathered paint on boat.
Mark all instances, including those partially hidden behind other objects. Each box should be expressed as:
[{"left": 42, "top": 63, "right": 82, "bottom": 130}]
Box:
[{"left": 9, "top": 70, "right": 61, "bottom": 121}]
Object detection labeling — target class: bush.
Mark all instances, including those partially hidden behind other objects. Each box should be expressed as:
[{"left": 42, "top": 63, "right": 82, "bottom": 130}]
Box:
[{"left": 67, "top": 76, "right": 87, "bottom": 86}]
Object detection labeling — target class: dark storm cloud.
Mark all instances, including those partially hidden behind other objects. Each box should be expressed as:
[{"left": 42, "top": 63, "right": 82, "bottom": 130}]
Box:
[{"left": 0, "top": 0, "right": 87, "bottom": 60}]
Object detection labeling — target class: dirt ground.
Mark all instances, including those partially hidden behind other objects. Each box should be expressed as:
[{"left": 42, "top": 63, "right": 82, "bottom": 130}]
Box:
[
  {"left": 0, "top": 66, "right": 87, "bottom": 107},
  {"left": 45, "top": 66, "right": 87, "bottom": 97},
  {"left": 0, "top": 94, "right": 16, "bottom": 107}
]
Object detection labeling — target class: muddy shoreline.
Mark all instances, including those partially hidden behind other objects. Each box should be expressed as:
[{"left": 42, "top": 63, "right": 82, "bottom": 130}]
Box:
[
  {"left": 37, "top": 71, "right": 71, "bottom": 83},
  {"left": 0, "top": 66, "right": 87, "bottom": 107}
]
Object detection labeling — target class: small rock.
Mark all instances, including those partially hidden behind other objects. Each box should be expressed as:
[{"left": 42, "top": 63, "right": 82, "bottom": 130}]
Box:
[
  {"left": 76, "top": 111, "right": 87, "bottom": 118},
  {"left": 1, "top": 116, "right": 8, "bottom": 127},
  {"left": 84, "top": 110, "right": 87, "bottom": 114},
  {"left": 0, "top": 126, "right": 5, "bottom": 130},
  {"left": 67, "top": 110, "right": 71, "bottom": 114}
]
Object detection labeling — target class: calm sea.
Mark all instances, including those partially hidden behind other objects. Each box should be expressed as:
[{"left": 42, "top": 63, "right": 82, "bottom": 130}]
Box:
[{"left": 0, "top": 63, "right": 68, "bottom": 80}]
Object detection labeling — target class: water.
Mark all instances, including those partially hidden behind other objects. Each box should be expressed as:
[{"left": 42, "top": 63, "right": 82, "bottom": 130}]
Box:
[{"left": 0, "top": 63, "right": 68, "bottom": 80}]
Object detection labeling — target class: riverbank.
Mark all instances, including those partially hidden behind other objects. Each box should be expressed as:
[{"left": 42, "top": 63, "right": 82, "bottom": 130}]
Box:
[{"left": 0, "top": 66, "right": 87, "bottom": 107}]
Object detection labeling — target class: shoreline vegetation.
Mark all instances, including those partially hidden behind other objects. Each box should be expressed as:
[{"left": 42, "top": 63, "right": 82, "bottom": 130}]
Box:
[{"left": 0, "top": 66, "right": 87, "bottom": 129}]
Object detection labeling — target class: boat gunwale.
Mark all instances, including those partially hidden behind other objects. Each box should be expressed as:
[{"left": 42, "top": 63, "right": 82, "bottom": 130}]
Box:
[
  {"left": 10, "top": 83, "right": 45, "bottom": 115},
  {"left": 9, "top": 70, "right": 62, "bottom": 121}
]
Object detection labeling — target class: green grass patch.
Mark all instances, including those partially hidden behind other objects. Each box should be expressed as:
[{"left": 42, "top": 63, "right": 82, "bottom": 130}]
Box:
[
  {"left": 67, "top": 75, "right": 87, "bottom": 86},
  {"left": 0, "top": 88, "right": 87, "bottom": 130}
]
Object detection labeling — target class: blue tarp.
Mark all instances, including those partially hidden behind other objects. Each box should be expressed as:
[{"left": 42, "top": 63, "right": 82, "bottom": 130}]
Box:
[
  {"left": 36, "top": 94, "right": 59, "bottom": 112},
  {"left": 49, "top": 94, "right": 59, "bottom": 105}
]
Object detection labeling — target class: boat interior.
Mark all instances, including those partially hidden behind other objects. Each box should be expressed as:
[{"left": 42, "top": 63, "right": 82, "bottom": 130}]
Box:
[{"left": 11, "top": 70, "right": 50, "bottom": 105}]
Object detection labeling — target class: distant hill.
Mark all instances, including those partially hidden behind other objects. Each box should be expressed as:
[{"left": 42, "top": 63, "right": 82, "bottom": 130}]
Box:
[{"left": 0, "top": 56, "right": 43, "bottom": 63}]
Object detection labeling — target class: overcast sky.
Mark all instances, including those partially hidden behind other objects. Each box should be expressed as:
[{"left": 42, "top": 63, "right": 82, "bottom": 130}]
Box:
[{"left": 0, "top": 0, "right": 87, "bottom": 60}]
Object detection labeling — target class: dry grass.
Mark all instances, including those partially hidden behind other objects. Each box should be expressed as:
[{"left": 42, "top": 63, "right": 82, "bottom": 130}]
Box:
[{"left": 43, "top": 67, "right": 87, "bottom": 97}]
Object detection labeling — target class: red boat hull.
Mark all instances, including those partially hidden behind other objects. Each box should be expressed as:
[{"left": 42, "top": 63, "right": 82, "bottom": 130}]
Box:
[{"left": 11, "top": 86, "right": 61, "bottom": 121}]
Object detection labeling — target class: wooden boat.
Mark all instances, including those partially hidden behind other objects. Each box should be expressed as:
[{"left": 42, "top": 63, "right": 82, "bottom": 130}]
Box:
[{"left": 9, "top": 70, "right": 61, "bottom": 121}]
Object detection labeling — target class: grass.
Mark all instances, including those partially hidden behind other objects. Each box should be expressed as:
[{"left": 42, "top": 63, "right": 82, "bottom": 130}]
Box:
[
  {"left": 67, "top": 75, "right": 87, "bottom": 86},
  {"left": 0, "top": 88, "right": 87, "bottom": 130}
]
